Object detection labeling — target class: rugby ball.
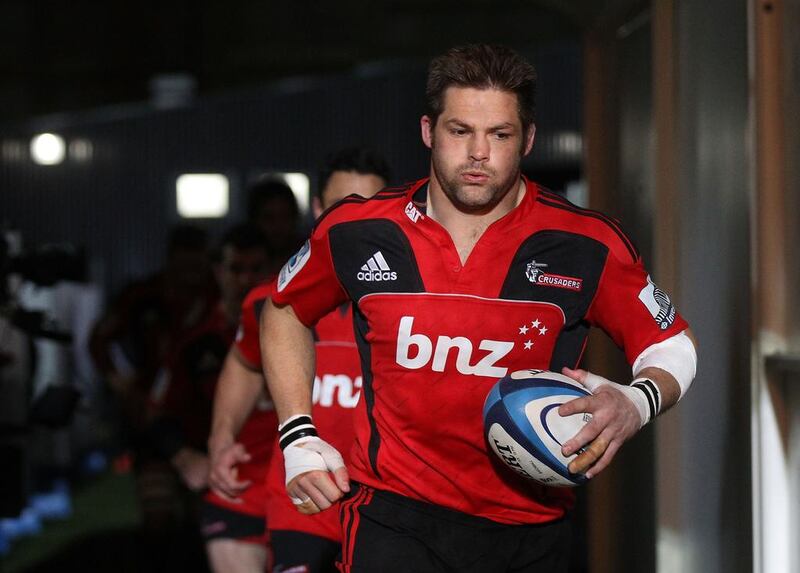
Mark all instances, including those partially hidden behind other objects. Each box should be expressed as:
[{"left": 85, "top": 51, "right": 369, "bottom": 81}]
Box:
[{"left": 483, "top": 370, "right": 592, "bottom": 487}]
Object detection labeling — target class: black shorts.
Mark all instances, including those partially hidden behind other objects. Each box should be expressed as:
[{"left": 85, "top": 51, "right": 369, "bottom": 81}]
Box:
[
  {"left": 271, "top": 529, "right": 340, "bottom": 573},
  {"left": 338, "top": 482, "right": 571, "bottom": 573},
  {"left": 199, "top": 500, "right": 267, "bottom": 545}
]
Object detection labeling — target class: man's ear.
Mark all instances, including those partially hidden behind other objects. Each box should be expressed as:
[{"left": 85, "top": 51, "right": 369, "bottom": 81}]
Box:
[
  {"left": 312, "top": 195, "right": 323, "bottom": 219},
  {"left": 523, "top": 124, "right": 536, "bottom": 156},
  {"left": 421, "top": 115, "right": 434, "bottom": 149}
]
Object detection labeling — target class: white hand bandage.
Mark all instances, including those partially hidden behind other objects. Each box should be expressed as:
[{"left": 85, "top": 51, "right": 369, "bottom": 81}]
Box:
[
  {"left": 583, "top": 372, "right": 661, "bottom": 428},
  {"left": 278, "top": 415, "right": 345, "bottom": 492},
  {"left": 283, "top": 435, "right": 345, "bottom": 486}
]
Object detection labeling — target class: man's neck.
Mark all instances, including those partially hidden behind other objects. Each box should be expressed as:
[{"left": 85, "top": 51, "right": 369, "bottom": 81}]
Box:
[{"left": 427, "top": 177, "right": 526, "bottom": 264}]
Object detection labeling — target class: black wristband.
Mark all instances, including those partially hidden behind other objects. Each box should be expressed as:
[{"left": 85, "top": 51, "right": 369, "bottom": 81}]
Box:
[
  {"left": 631, "top": 378, "right": 661, "bottom": 422},
  {"left": 279, "top": 415, "right": 318, "bottom": 450}
]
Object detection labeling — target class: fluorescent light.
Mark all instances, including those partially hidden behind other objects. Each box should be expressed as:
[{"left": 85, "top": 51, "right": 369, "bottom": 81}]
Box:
[
  {"left": 176, "top": 173, "right": 230, "bottom": 218},
  {"left": 281, "top": 172, "right": 311, "bottom": 215},
  {"left": 68, "top": 139, "right": 94, "bottom": 162},
  {"left": 30, "top": 133, "right": 66, "bottom": 165}
]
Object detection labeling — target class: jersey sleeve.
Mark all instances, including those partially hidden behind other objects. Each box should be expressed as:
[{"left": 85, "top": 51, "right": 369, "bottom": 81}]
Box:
[
  {"left": 234, "top": 293, "right": 263, "bottom": 369},
  {"left": 271, "top": 224, "right": 349, "bottom": 327},
  {"left": 586, "top": 251, "right": 689, "bottom": 365}
]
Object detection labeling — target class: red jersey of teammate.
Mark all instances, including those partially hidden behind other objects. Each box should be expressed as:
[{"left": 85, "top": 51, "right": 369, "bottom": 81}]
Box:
[
  {"left": 272, "top": 178, "right": 690, "bottom": 525},
  {"left": 153, "top": 301, "right": 278, "bottom": 517},
  {"left": 236, "top": 283, "right": 360, "bottom": 541},
  {"left": 95, "top": 271, "right": 217, "bottom": 395},
  {"left": 151, "top": 305, "right": 234, "bottom": 453}
]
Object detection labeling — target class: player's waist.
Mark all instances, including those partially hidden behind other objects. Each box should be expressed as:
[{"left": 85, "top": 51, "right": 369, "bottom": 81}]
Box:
[
  {"left": 345, "top": 480, "right": 569, "bottom": 528},
  {"left": 347, "top": 462, "right": 571, "bottom": 526}
]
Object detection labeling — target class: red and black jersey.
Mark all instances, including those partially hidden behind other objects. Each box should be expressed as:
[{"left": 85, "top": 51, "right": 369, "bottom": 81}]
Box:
[
  {"left": 234, "top": 282, "right": 272, "bottom": 369},
  {"left": 195, "top": 284, "right": 278, "bottom": 517},
  {"left": 94, "top": 272, "right": 218, "bottom": 393},
  {"left": 272, "top": 177, "right": 689, "bottom": 525},
  {"left": 238, "top": 282, "right": 361, "bottom": 539},
  {"left": 150, "top": 305, "right": 235, "bottom": 454},
  {"left": 265, "top": 304, "right": 360, "bottom": 541}
]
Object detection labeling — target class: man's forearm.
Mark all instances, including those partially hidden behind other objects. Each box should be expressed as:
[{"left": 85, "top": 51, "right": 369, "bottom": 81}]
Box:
[
  {"left": 209, "top": 349, "right": 265, "bottom": 451},
  {"left": 633, "top": 327, "right": 698, "bottom": 417},
  {"left": 260, "top": 299, "right": 316, "bottom": 423}
]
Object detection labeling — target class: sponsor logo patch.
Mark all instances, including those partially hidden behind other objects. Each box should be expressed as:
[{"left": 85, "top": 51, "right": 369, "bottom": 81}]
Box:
[
  {"left": 638, "top": 275, "right": 676, "bottom": 330},
  {"left": 277, "top": 240, "right": 311, "bottom": 292},
  {"left": 357, "top": 251, "right": 397, "bottom": 282},
  {"left": 395, "top": 314, "right": 554, "bottom": 378},
  {"left": 404, "top": 201, "right": 424, "bottom": 223},
  {"left": 526, "top": 260, "right": 583, "bottom": 292}
]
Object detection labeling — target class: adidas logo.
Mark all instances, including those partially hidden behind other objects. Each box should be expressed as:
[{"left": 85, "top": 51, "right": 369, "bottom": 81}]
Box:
[{"left": 357, "top": 251, "right": 398, "bottom": 282}]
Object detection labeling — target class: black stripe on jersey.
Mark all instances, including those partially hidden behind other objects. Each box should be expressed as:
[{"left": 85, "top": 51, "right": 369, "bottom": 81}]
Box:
[
  {"left": 329, "top": 219, "right": 426, "bottom": 302},
  {"left": 535, "top": 196, "right": 640, "bottom": 263},
  {"left": 499, "top": 230, "right": 608, "bottom": 371},
  {"left": 353, "top": 308, "right": 382, "bottom": 478},
  {"left": 549, "top": 321, "right": 591, "bottom": 373},
  {"left": 381, "top": 181, "right": 416, "bottom": 193},
  {"left": 313, "top": 191, "right": 409, "bottom": 231}
]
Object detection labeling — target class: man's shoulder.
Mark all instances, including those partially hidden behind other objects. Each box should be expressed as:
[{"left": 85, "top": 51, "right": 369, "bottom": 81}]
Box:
[
  {"left": 531, "top": 187, "right": 640, "bottom": 264},
  {"left": 242, "top": 281, "right": 274, "bottom": 312},
  {"left": 313, "top": 180, "right": 425, "bottom": 233}
]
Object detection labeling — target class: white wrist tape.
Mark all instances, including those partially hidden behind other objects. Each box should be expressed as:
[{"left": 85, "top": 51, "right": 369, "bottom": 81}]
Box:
[
  {"left": 583, "top": 372, "right": 656, "bottom": 428},
  {"left": 632, "top": 330, "right": 697, "bottom": 399},
  {"left": 279, "top": 415, "right": 345, "bottom": 493}
]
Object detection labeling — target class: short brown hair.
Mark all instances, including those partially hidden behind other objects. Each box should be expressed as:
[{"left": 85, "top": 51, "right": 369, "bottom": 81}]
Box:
[{"left": 426, "top": 44, "right": 537, "bottom": 130}]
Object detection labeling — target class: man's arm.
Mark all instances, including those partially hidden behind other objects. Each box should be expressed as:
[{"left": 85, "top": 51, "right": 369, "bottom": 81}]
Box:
[
  {"left": 260, "top": 298, "right": 349, "bottom": 513},
  {"left": 260, "top": 299, "right": 316, "bottom": 422},
  {"left": 207, "top": 348, "right": 266, "bottom": 501},
  {"left": 559, "top": 328, "right": 698, "bottom": 478}
]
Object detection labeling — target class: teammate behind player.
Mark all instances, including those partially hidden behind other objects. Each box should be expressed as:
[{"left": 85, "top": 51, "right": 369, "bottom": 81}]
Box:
[
  {"left": 262, "top": 44, "right": 698, "bottom": 572},
  {"left": 247, "top": 178, "right": 304, "bottom": 275},
  {"left": 146, "top": 225, "right": 271, "bottom": 572},
  {"left": 207, "top": 147, "right": 390, "bottom": 573}
]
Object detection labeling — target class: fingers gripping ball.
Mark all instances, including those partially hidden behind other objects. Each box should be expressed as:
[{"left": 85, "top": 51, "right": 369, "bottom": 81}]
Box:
[{"left": 483, "top": 370, "right": 592, "bottom": 487}]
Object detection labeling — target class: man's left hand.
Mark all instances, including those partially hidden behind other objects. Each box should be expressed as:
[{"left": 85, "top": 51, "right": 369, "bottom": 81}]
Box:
[{"left": 557, "top": 367, "right": 643, "bottom": 479}]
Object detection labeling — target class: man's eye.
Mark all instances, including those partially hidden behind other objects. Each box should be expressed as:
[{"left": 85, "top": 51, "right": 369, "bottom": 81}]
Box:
[
  {"left": 495, "top": 132, "right": 511, "bottom": 140},
  {"left": 451, "top": 128, "right": 467, "bottom": 136}
]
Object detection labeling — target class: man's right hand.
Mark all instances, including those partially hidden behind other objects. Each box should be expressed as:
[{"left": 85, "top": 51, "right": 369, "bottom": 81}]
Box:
[
  {"left": 208, "top": 441, "right": 252, "bottom": 502},
  {"left": 284, "top": 436, "right": 350, "bottom": 515}
]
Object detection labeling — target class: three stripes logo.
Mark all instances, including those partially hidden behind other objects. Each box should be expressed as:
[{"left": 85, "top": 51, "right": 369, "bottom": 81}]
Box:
[{"left": 357, "top": 251, "right": 397, "bottom": 282}]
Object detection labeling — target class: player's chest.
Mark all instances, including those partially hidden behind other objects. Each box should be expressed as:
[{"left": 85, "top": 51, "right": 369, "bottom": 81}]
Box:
[{"left": 328, "top": 219, "right": 609, "bottom": 324}]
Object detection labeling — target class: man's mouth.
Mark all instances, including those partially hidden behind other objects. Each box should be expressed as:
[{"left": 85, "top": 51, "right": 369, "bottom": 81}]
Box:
[{"left": 461, "top": 171, "right": 490, "bottom": 184}]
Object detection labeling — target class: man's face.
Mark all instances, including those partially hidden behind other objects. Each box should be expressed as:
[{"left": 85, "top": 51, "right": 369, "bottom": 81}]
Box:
[
  {"left": 168, "top": 248, "right": 211, "bottom": 290},
  {"left": 255, "top": 197, "right": 298, "bottom": 247},
  {"left": 217, "top": 246, "right": 270, "bottom": 310},
  {"left": 421, "top": 87, "right": 535, "bottom": 213},
  {"left": 316, "top": 170, "right": 386, "bottom": 215}
]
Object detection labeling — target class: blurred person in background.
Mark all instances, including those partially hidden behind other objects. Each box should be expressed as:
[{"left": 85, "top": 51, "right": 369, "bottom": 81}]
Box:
[
  {"left": 208, "top": 147, "right": 390, "bottom": 573},
  {"left": 144, "top": 224, "right": 271, "bottom": 571},
  {"left": 11, "top": 242, "right": 103, "bottom": 497},
  {"left": 247, "top": 178, "right": 303, "bottom": 275},
  {"left": 89, "top": 224, "right": 215, "bottom": 435},
  {"left": 88, "top": 224, "right": 216, "bottom": 552}
]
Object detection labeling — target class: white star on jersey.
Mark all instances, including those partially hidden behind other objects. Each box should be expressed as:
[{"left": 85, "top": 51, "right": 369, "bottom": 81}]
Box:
[
  {"left": 539, "top": 326, "right": 548, "bottom": 335},
  {"left": 531, "top": 319, "right": 541, "bottom": 328},
  {"left": 519, "top": 325, "right": 529, "bottom": 335},
  {"left": 524, "top": 340, "right": 533, "bottom": 350}
]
